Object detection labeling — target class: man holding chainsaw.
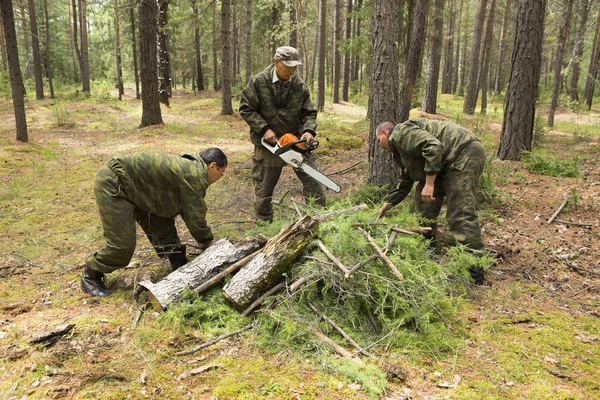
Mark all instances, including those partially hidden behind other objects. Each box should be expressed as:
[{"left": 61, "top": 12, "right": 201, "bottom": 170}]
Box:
[
  {"left": 239, "top": 46, "right": 326, "bottom": 222},
  {"left": 375, "top": 119, "right": 488, "bottom": 284},
  {"left": 81, "top": 148, "right": 227, "bottom": 297}
]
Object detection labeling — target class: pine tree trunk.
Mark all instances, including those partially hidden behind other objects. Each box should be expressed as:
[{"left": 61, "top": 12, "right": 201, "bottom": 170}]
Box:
[
  {"left": 157, "top": 0, "right": 171, "bottom": 106},
  {"left": 494, "top": 0, "right": 512, "bottom": 93},
  {"left": 212, "top": 1, "right": 220, "bottom": 91},
  {"left": 139, "top": 0, "right": 163, "bottom": 127},
  {"left": 454, "top": 0, "right": 466, "bottom": 94},
  {"left": 332, "top": 0, "right": 342, "bottom": 103},
  {"left": 480, "top": 0, "right": 496, "bottom": 114},
  {"left": 191, "top": 0, "right": 204, "bottom": 91},
  {"left": 1, "top": 0, "right": 28, "bottom": 142},
  {"left": 114, "top": 0, "right": 123, "bottom": 99},
  {"left": 220, "top": 0, "right": 233, "bottom": 114},
  {"left": 441, "top": 0, "right": 455, "bottom": 94},
  {"left": 130, "top": 6, "right": 140, "bottom": 98},
  {"left": 27, "top": 0, "right": 44, "bottom": 99},
  {"left": 351, "top": 0, "right": 363, "bottom": 82},
  {"left": 368, "top": 0, "right": 400, "bottom": 186},
  {"left": 548, "top": 0, "right": 574, "bottom": 127},
  {"left": 342, "top": 0, "right": 352, "bottom": 101},
  {"left": 463, "top": 0, "right": 488, "bottom": 114},
  {"left": 289, "top": 2, "right": 297, "bottom": 47},
  {"left": 569, "top": 0, "right": 591, "bottom": 102},
  {"left": 17, "top": 0, "right": 30, "bottom": 78},
  {"left": 79, "top": 0, "right": 90, "bottom": 93},
  {"left": 140, "top": 238, "right": 266, "bottom": 310},
  {"left": 0, "top": 19, "right": 7, "bottom": 71},
  {"left": 398, "top": 0, "right": 429, "bottom": 122},
  {"left": 223, "top": 217, "right": 319, "bottom": 309},
  {"left": 583, "top": 8, "right": 600, "bottom": 109},
  {"left": 422, "top": 0, "right": 445, "bottom": 113},
  {"left": 498, "top": 0, "right": 546, "bottom": 160},
  {"left": 231, "top": 0, "right": 238, "bottom": 86},
  {"left": 244, "top": 0, "right": 252, "bottom": 85},
  {"left": 42, "top": 0, "right": 54, "bottom": 98},
  {"left": 316, "top": 0, "right": 326, "bottom": 110}
]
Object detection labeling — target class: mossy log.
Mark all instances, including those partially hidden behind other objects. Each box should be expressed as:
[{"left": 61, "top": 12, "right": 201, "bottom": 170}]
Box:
[
  {"left": 223, "top": 216, "right": 319, "bottom": 309},
  {"left": 139, "top": 236, "right": 267, "bottom": 310}
]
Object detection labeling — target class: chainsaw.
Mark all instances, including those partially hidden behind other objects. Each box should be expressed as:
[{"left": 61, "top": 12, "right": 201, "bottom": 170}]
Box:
[{"left": 261, "top": 133, "right": 341, "bottom": 193}]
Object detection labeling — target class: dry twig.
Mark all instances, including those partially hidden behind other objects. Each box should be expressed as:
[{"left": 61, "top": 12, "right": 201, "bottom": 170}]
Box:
[
  {"left": 193, "top": 250, "right": 262, "bottom": 294},
  {"left": 548, "top": 195, "right": 568, "bottom": 224},
  {"left": 355, "top": 227, "right": 403, "bottom": 280},
  {"left": 176, "top": 324, "right": 254, "bottom": 356},
  {"left": 316, "top": 240, "right": 350, "bottom": 275}
]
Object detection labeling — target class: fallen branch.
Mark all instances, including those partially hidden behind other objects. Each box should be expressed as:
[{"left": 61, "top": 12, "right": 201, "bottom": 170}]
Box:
[
  {"left": 193, "top": 249, "right": 262, "bottom": 295},
  {"left": 566, "top": 262, "right": 600, "bottom": 277},
  {"left": 553, "top": 219, "right": 593, "bottom": 227},
  {"left": 548, "top": 195, "right": 568, "bottom": 224},
  {"left": 309, "top": 302, "right": 373, "bottom": 357},
  {"left": 30, "top": 324, "right": 75, "bottom": 346},
  {"left": 177, "top": 363, "right": 224, "bottom": 380},
  {"left": 345, "top": 254, "right": 379, "bottom": 278},
  {"left": 309, "top": 327, "right": 363, "bottom": 363},
  {"left": 241, "top": 281, "right": 285, "bottom": 317},
  {"left": 175, "top": 324, "right": 254, "bottom": 356},
  {"left": 328, "top": 161, "right": 362, "bottom": 176},
  {"left": 289, "top": 273, "right": 317, "bottom": 292},
  {"left": 355, "top": 227, "right": 403, "bottom": 280},
  {"left": 316, "top": 240, "right": 350, "bottom": 275}
]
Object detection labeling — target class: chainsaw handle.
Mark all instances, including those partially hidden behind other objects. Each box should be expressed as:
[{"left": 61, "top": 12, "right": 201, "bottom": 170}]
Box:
[{"left": 274, "top": 139, "right": 319, "bottom": 155}]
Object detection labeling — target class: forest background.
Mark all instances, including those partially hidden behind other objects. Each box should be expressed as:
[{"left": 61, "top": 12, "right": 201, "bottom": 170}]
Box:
[{"left": 1, "top": 0, "right": 600, "bottom": 399}]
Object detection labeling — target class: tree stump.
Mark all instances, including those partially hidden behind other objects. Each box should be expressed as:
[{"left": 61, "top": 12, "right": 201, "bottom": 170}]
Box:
[
  {"left": 223, "top": 216, "right": 319, "bottom": 309},
  {"left": 138, "top": 236, "right": 267, "bottom": 310}
]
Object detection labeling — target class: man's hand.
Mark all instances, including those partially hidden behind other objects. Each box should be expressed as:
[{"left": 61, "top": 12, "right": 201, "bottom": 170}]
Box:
[
  {"left": 421, "top": 174, "right": 437, "bottom": 203},
  {"left": 263, "top": 129, "right": 277, "bottom": 144},
  {"left": 378, "top": 202, "right": 394, "bottom": 218},
  {"left": 301, "top": 132, "right": 314, "bottom": 145}
]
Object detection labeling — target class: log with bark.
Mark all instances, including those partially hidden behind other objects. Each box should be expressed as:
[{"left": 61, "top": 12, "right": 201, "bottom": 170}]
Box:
[
  {"left": 223, "top": 216, "right": 319, "bottom": 309},
  {"left": 138, "top": 236, "right": 267, "bottom": 310}
]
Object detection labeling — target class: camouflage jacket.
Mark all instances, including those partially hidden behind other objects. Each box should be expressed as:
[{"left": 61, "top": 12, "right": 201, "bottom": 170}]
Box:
[
  {"left": 106, "top": 152, "right": 213, "bottom": 244},
  {"left": 239, "top": 64, "right": 318, "bottom": 146},
  {"left": 386, "top": 118, "right": 480, "bottom": 205}
]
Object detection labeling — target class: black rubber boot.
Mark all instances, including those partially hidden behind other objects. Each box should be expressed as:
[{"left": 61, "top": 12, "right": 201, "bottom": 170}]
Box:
[
  {"left": 168, "top": 245, "right": 187, "bottom": 271},
  {"left": 469, "top": 267, "right": 486, "bottom": 285},
  {"left": 81, "top": 267, "right": 111, "bottom": 297}
]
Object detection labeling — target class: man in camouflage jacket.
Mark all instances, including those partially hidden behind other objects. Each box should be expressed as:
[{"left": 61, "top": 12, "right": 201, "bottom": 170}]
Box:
[
  {"left": 81, "top": 148, "right": 228, "bottom": 297},
  {"left": 239, "top": 46, "right": 325, "bottom": 222},
  {"left": 376, "top": 119, "right": 487, "bottom": 282}
]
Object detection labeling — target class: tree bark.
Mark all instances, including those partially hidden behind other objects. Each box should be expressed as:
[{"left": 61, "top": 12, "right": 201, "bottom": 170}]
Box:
[
  {"left": 441, "top": 0, "right": 455, "bottom": 94},
  {"left": 42, "top": 0, "right": 53, "bottom": 98},
  {"left": 548, "top": 0, "right": 574, "bottom": 127},
  {"left": 191, "top": 0, "right": 204, "bottom": 91},
  {"left": 569, "top": 0, "right": 591, "bottom": 101},
  {"left": 130, "top": 6, "right": 140, "bottom": 98},
  {"left": 17, "top": 0, "right": 30, "bottom": 78},
  {"left": 583, "top": 8, "right": 600, "bottom": 109},
  {"left": 220, "top": 0, "right": 233, "bottom": 114},
  {"left": 139, "top": 238, "right": 266, "bottom": 310},
  {"left": 368, "top": 0, "right": 401, "bottom": 187},
  {"left": 1, "top": 0, "right": 28, "bottom": 142},
  {"left": 316, "top": 0, "right": 326, "bottom": 110},
  {"left": 212, "top": 0, "right": 220, "bottom": 91},
  {"left": 342, "top": 0, "right": 352, "bottom": 101},
  {"left": 27, "top": 0, "right": 43, "bottom": 99},
  {"left": 498, "top": 0, "right": 546, "bottom": 160},
  {"left": 463, "top": 0, "right": 488, "bottom": 114},
  {"left": 398, "top": 0, "right": 429, "bottom": 122},
  {"left": 0, "top": 18, "right": 7, "bottom": 71},
  {"left": 332, "top": 0, "right": 342, "bottom": 103},
  {"left": 480, "top": 0, "right": 496, "bottom": 114},
  {"left": 244, "top": 0, "right": 252, "bottom": 85},
  {"left": 231, "top": 0, "right": 239, "bottom": 86},
  {"left": 351, "top": 0, "right": 363, "bottom": 83},
  {"left": 139, "top": 0, "right": 163, "bottom": 127},
  {"left": 223, "top": 216, "right": 319, "bottom": 309},
  {"left": 157, "top": 0, "right": 171, "bottom": 106},
  {"left": 289, "top": 2, "right": 297, "bottom": 47},
  {"left": 494, "top": 0, "right": 512, "bottom": 93},
  {"left": 79, "top": 0, "right": 90, "bottom": 93},
  {"left": 114, "top": 0, "right": 123, "bottom": 100},
  {"left": 422, "top": 0, "right": 445, "bottom": 113}
]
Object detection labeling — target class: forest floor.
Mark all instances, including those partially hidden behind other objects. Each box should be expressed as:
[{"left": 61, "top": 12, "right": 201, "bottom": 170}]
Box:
[{"left": 0, "top": 89, "right": 599, "bottom": 399}]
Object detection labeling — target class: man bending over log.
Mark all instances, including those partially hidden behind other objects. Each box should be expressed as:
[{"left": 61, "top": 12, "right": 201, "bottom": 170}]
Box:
[
  {"left": 81, "top": 148, "right": 228, "bottom": 297},
  {"left": 375, "top": 119, "right": 487, "bottom": 284}
]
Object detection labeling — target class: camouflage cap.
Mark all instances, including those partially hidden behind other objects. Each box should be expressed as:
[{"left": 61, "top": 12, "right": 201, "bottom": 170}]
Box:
[{"left": 274, "top": 46, "right": 303, "bottom": 67}]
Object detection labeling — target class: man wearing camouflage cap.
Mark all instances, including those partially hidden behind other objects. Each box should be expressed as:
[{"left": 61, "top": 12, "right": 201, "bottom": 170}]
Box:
[
  {"left": 239, "top": 46, "right": 325, "bottom": 222},
  {"left": 376, "top": 118, "right": 488, "bottom": 284},
  {"left": 81, "top": 148, "right": 228, "bottom": 297}
]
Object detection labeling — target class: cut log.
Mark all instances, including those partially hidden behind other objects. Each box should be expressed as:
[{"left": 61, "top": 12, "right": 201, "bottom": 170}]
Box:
[
  {"left": 223, "top": 216, "right": 319, "bottom": 309},
  {"left": 138, "top": 236, "right": 267, "bottom": 310}
]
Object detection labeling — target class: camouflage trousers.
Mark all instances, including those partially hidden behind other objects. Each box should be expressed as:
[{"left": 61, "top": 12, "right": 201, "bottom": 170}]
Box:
[
  {"left": 415, "top": 141, "right": 486, "bottom": 250},
  {"left": 252, "top": 145, "right": 326, "bottom": 222},
  {"left": 86, "top": 166, "right": 182, "bottom": 274}
]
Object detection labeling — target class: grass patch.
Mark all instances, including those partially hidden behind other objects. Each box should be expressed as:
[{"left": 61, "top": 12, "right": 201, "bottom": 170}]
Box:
[{"left": 522, "top": 150, "right": 580, "bottom": 177}]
